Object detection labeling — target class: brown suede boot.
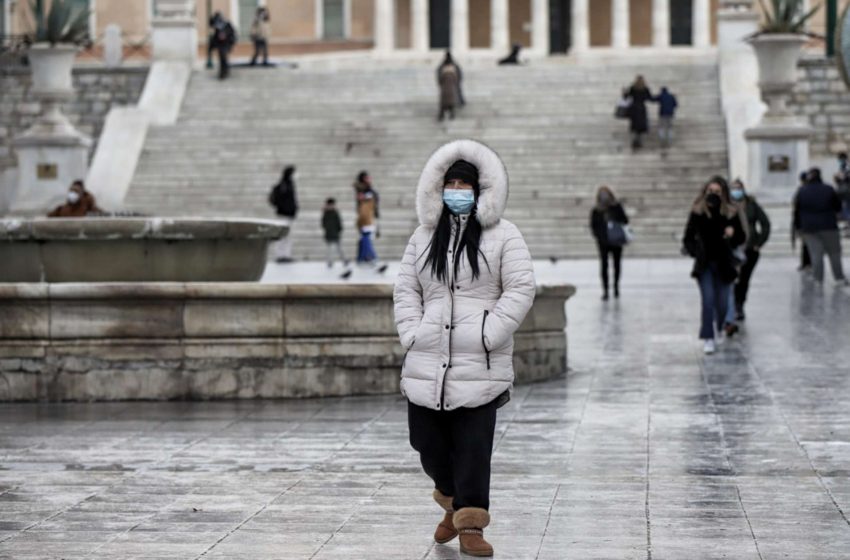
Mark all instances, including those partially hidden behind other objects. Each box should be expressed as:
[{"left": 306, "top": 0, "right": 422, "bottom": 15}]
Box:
[
  {"left": 433, "top": 489, "right": 457, "bottom": 544},
  {"left": 453, "top": 507, "right": 493, "bottom": 557}
]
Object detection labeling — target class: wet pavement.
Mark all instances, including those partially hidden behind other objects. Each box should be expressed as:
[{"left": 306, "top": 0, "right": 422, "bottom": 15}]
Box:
[{"left": 2, "top": 258, "right": 850, "bottom": 559}]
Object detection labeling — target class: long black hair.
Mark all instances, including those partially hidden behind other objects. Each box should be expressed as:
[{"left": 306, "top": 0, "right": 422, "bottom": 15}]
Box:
[{"left": 421, "top": 188, "right": 488, "bottom": 283}]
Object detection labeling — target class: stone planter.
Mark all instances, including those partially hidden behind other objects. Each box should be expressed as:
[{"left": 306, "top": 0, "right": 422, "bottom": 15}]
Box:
[
  {"left": 27, "top": 43, "right": 78, "bottom": 99},
  {"left": 747, "top": 33, "right": 808, "bottom": 118},
  {"left": 0, "top": 218, "right": 287, "bottom": 282}
]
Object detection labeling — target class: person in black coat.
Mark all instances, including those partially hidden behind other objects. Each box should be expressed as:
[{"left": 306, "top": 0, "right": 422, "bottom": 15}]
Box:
[
  {"left": 627, "top": 75, "right": 653, "bottom": 150},
  {"left": 729, "top": 179, "right": 771, "bottom": 320},
  {"left": 793, "top": 168, "right": 848, "bottom": 284},
  {"left": 682, "top": 176, "right": 746, "bottom": 354},
  {"left": 590, "top": 186, "right": 629, "bottom": 300},
  {"left": 268, "top": 165, "right": 299, "bottom": 263},
  {"left": 209, "top": 12, "right": 236, "bottom": 80}
]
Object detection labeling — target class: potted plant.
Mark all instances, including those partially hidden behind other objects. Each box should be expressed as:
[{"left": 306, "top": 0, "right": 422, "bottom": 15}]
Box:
[{"left": 25, "top": 0, "right": 90, "bottom": 98}]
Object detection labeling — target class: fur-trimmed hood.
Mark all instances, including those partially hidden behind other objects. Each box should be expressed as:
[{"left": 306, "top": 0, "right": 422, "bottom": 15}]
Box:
[{"left": 416, "top": 139, "right": 508, "bottom": 229}]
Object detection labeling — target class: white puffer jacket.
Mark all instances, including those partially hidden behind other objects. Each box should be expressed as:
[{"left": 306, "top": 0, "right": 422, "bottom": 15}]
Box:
[{"left": 393, "top": 139, "right": 536, "bottom": 411}]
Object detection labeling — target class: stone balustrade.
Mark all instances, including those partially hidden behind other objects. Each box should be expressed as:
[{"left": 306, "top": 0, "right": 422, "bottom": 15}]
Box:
[{"left": 0, "top": 282, "right": 573, "bottom": 401}]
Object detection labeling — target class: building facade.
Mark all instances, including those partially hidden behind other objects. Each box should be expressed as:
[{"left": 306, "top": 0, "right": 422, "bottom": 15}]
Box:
[{"left": 1, "top": 0, "right": 844, "bottom": 55}]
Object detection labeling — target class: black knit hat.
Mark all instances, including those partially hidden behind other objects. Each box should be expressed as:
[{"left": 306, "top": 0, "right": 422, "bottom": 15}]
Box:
[{"left": 444, "top": 160, "right": 479, "bottom": 187}]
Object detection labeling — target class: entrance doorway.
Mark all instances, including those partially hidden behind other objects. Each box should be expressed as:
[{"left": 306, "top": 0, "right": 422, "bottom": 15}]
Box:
[
  {"left": 238, "top": 0, "right": 260, "bottom": 41},
  {"left": 323, "top": 0, "right": 346, "bottom": 39},
  {"left": 549, "top": 0, "right": 571, "bottom": 53},
  {"left": 670, "top": 0, "right": 692, "bottom": 45},
  {"left": 429, "top": 0, "right": 450, "bottom": 48}
]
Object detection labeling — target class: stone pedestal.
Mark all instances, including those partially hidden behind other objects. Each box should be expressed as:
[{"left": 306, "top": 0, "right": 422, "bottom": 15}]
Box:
[
  {"left": 104, "top": 24, "right": 123, "bottom": 67},
  {"left": 745, "top": 125, "right": 812, "bottom": 203},
  {"left": 151, "top": 0, "right": 198, "bottom": 63}
]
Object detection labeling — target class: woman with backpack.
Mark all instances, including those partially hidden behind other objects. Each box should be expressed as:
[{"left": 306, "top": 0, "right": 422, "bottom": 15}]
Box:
[
  {"left": 682, "top": 176, "right": 746, "bottom": 354},
  {"left": 590, "top": 186, "right": 629, "bottom": 300},
  {"left": 268, "top": 165, "right": 299, "bottom": 263}
]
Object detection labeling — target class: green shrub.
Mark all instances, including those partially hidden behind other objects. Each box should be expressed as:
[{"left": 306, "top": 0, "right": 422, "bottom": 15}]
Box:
[
  {"left": 28, "top": 0, "right": 90, "bottom": 46},
  {"left": 757, "top": 0, "right": 820, "bottom": 33}
]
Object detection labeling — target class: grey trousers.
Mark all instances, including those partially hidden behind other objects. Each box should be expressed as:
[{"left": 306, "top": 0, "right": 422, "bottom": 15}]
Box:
[{"left": 802, "top": 230, "right": 846, "bottom": 282}]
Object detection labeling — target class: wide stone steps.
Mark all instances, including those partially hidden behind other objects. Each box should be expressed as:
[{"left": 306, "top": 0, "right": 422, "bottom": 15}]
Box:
[{"left": 127, "top": 59, "right": 729, "bottom": 259}]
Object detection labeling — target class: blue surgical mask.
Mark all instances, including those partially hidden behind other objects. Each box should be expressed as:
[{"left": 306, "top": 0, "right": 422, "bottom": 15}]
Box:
[
  {"left": 730, "top": 189, "right": 744, "bottom": 201},
  {"left": 443, "top": 190, "right": 475, "bottom": 215}
]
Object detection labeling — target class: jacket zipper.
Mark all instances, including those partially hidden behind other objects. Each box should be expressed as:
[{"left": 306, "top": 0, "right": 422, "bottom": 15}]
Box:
[
  {"left": 481, "top": 310, "right": 491, "bottom": 370},
  {"left": 440, "top": 215, "right": 463, "bottom": 409}
]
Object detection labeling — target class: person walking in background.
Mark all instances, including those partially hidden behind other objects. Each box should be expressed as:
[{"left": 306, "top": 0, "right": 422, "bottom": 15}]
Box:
[
  {"left": 321, "top": 197, "right": 349, "bottom": 269},
  {"left": 794, "top": 168, "right": 848, "bottom": 285},
  {"left": 209, "top": 12, "right": 236, "bottom": 80},
  {"left": 682, "top": 176, "right": 745, "bottom": 354},
  {"left": 589, "top": 186, "right": 629, "bottom": 300},
  {"left": 393, "top": 139, "right": 535, "bottom": 558},
  {"left": 48, "top": 180, "right": 102, "bottom": 217},
  {"left": 249, "top": 7, "right": 270, "bottom": 66},
  {"left": 353, "top": 171, "right": 387, "bottom": 273},
  {"left": 626, "top": 75, "right": 653, "bottom": 150},
  {"left": 437, "top": 53, "right": 461, "bottom": 122},
  {"left": 793, "top": 171, "right": 812, "bottom": 272},
  {"left": 268, "top": 165, "right": 299, "bottom": 263},
  {"left": 654, "top": 86, "right": 678, "bottom": 148},
  {"left": 730, "top": 179, "right": 771, "bottom": 321},
  {"left": 834, "top": 152, "right": 850, "bottom": 224}
]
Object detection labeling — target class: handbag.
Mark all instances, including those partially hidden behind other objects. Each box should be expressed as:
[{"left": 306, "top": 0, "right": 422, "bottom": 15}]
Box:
[
  {"left": 615, "top": 97, "right": 632, "bottom": 119},
  {"left": 606, "top": 221, "right": 629, "bottom": 246}
]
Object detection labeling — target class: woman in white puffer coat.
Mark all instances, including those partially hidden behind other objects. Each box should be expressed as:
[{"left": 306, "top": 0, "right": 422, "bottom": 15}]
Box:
[{"left": 393, "top": 139, "right": 535, "bottom": 557}]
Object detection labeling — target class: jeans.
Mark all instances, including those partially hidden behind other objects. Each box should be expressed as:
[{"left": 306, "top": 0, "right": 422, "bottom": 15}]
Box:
[
  {"left": 597, "top": 243, "right": 622, "bottom": 292},
  {"left": 734, "top": 248, "right": 760, "bottom": 313},
  {"left": 697, "top": 264, "right": 731, "bottom": 340},
  {"left": 801, "top": 230, "right": 846, "bottom": 282},
  {"left": 408, "top": 398, "right": 497, "bottom": 511},
  {"left": 250, "top": 38, "right": 268, "bottom": 65},
  {"left": 325, "top": 240, "right": 346, "bottom": 265},
  {"left": 357, "top": 230, "right": 377, "bottom": 262}
]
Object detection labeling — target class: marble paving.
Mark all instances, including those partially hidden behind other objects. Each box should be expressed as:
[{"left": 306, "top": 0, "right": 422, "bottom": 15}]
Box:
[{"left": 2, "top": 258, "right": 850, "bottom": 559}]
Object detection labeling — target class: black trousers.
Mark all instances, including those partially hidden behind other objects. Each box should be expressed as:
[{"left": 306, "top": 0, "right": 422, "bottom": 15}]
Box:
[
  {"left": 408, "top": 398, "right": 497, "bottom": 511},
  {"left": 217, "top": 45, "right": 230, "bottom": 79},
  {"left": 598, "top": 243, "right": 623, "bottom": 292},
  {"left": 734, "top": 248, "right": 760, "bottom": 312},
  {"left": 251, "top": 39, "right": 268, "bottom": 65}
]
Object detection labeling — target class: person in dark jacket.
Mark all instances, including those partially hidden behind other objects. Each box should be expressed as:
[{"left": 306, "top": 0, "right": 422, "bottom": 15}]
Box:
[
  {"left": 792, "top": 171, "right": 811, "bottom": 271},
  {"left": 48, "top": 180, "right": 102, "bottom": 217},
  {"left": 682, "top": 176, "right": 746, "bottom": 354},
  {"left": 268, "top": 165, "right": 299, "bottom": 263},
  {"left": 654, "top": 86, "right": 678, "bottom": 148},
  {"left": 793, "top": 168, "right": 848, "bottom": 284},
  {"left": 627, "top": 75, "right": 653, "bottom": 150},
  {"left": 729, "top": 179, "right": 770, "bottom": 320},
  {"left": 321, "top": 197, "right": 348, "bottom": 269},
  {"left": 589, "top": 185, "right": 629, "bottom": 300},
  {"left": 209, "top": 12, "right": 236, "bottom": 80}
]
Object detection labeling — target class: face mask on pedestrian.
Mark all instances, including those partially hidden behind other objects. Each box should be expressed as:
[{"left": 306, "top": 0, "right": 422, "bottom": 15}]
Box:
[
  {"left": 443, "top": 189, "right": 475, "bottom": 215},
  {"left": 705, "top": 192, "right": 721, "bottom": 209},
  {"left": 730, "top": 188, "right": 744, "bottom": 201},
  {"left": 67, "top": 191, "right": 81, "bottom": 204},
  {"left": 599, "top": 192, "right": 613, "bottom": 204}
]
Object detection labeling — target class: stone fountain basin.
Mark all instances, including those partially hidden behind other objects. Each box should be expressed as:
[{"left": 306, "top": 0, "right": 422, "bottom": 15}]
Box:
[{"left": 0, "top": 218, "right": 286, "bottom": 282}]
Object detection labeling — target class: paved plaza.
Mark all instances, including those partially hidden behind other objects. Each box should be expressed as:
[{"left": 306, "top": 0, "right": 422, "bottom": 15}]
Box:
[{"left": 2, "top": 258, "right": 850, "bottom": 559}]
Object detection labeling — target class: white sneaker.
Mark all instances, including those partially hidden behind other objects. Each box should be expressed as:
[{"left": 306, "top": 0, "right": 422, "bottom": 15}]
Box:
[{"left": 703, "top": 339, "right": 716, "bottom": 354}]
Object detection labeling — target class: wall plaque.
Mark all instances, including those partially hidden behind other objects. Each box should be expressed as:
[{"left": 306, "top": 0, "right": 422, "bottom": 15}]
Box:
[
  {"left": 767, "top": 155, "right": 790, "bottom": 172},
  {"left": 36, "top": 163, "right": 58, "bottom": 179}
]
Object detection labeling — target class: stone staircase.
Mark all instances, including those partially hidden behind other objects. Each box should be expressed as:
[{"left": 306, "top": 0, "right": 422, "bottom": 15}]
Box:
[{"left": 126, "top": 57, "right": 729, "bottom": 259}]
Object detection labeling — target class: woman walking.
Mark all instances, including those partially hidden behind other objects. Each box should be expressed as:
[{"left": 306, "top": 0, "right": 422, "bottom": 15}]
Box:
[
  {"left": 730, "top": 179, "right": 770, "bottom": 321},
  {"left": 393, "top": 139, "right": 535, "bottom": 557},
  {"left": 682, "top": 176, "right": 745, "bottom": 354},
  {"left": 590, "top": 186, "right": 629, "bottom": 300},
  {"left": 627, "top": 75, "right": 653, "bottom": 150}
]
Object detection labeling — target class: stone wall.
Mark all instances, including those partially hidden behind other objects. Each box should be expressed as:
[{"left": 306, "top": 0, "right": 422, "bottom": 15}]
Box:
[
  {"left": 0, "top": 283, "right": 574, "bottom": 402},
  {"left": 789, "top": 57, "right": 850, "bottom": 159},
  {"left": 0, "top": 66, "right": 149, "bottom": 172}
]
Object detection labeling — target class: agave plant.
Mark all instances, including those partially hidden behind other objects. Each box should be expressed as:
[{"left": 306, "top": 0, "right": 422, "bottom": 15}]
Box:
[
  {"left": 28, "top": 0, "right": 90, "bottom": 46},
  {"left": 757, "top": 0, "right": 820, "bottom": 33}
]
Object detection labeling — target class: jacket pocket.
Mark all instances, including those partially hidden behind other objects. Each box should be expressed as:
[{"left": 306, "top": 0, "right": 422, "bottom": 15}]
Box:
[
  {"left": 481, "top": 310, "right": 491, "bottom": 370},
  {"left": 402, "top": 338, "right": 415, "bottom": 369}
]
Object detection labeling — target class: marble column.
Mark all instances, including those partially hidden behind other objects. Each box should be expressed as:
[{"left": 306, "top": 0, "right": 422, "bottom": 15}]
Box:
[
  {"left": 693, "top": 0, "right": 710, "bottom": 47},
  {"left": 611, "top": 0, "right": 630, "bottom": 49},
  {"left": 491, "top": 0, "right": 509, "bottom": 53},
  {"left": 412, "top": 0, "right": 429, "bottom": 51},
  {"left": 451, "top": 0, "right": 470, "bottom": 52},
  {"left": 373, "top": 0, "right": 395, "bottom": 52},
  {"left": 652, "top": 0, "right": 670, "bottom": 47},
  {"left": 571, "top": 0, "right": 590, "bottom": 51},
  {"left": 531, "top": 0, "right": 549, "bottom": 54}
]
